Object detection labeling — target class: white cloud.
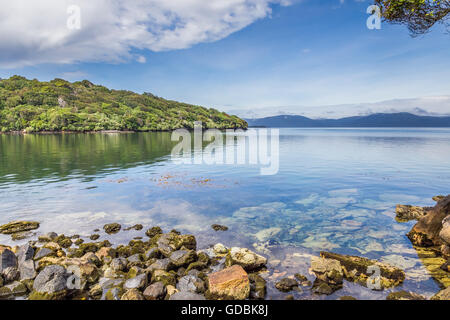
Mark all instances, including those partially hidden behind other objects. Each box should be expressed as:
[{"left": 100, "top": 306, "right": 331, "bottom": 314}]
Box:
[{"left": 0, "top": 0, "right": 289, "bottom": 68}]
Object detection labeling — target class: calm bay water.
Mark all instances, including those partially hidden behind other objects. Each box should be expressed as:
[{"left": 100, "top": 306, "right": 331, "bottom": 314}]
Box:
[{"left": 1, "top": 128, "right": 450, "bottom": 299}]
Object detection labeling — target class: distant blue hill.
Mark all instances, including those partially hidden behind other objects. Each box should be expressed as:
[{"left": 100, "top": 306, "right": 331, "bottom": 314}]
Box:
[{"left": 245, "top": 113, "right": 450, "bottom": 128}]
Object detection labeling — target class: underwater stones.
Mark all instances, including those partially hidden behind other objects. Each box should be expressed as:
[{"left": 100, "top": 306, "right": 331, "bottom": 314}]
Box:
[
  {"left": 254, "top": 227, "right": 281, "bottom": 242},
  {"left": 248, "top": 273, "right": 266, "bottom": 300},
  {"left": 143, "top": 282, "right": 166, "bottom": 300},
  {"left": 310, "top": 256, "right": 343, "bottom": 294},
  {"left": 211, "top": 224, "right": 229, "bottom": 232},
  {"left": 30, "top": 265, "right": 68, "bottom": 300},
  {"left": 407, "top": 196, "right": 450, "bottom": 247},
  {"left": 124, "top": 224, "right": 143, "bottom": 231},
  {"left": 275, "top": 278, "right": 298, "bottom": 292},
  {"left": 320, "top": 252, "right": 405, "bottom": 289},
  {"left": 123, "top": 274, "right": 147, "bottom": 290},
  {"left": 90, "top": 234, "right": 100, "bottom": 241},
  {"left": 207, "top": 265, "right": 250, "bottom": 300},
  {"left": 121, "top": 289, "right": 145, "bottom": 300},
  {"left": 395, "top": 205, "right": 427, "bottom": 222},
  {"left": 170, "top": 250, "right": 197, "bottom": 268},
  {"left": 103, "top": 223, "right": 121, "bottom": 235},
  {"left": 0, "top": 248, "right": 17, "bottom": 273},
  {"left": 38, "top": 232, "right": 58, "bottom": 242},
  {"left": 225, "top": 247, "right": 267, "bottom": 271},
  {"left": 145, "top": 226, "right": 163, "bottom": 238},
  {"left": 0, "top": 221, "right": 40, "bottom": 235},
  {"left": 294, "top": 273, "right": 312, "bottom": 286},
  {"left": 169, "top": 291, "right": 206, "bottom": 300},
  {"left": 177, "top": 275, "right": 205, "bottom": 294},
  {"left": 386, "top": 291, "right": 426, "bottom": 300},
  {"left": 431, "top": 287, "right": 450, "bottom": 300}
]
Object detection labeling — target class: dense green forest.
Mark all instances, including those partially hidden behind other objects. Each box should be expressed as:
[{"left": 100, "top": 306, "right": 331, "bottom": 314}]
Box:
[{"left": 0, "top": 76, "right": 247, "bottom": 132}]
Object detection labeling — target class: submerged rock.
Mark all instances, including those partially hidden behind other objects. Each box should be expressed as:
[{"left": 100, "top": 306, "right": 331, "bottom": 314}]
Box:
[
  {"left": 211, "top": 224, "right": 229, "bottom": 232},
  {"left": 248, "top": 273, "right": 266, "bottom": 300},
  {"left": 207, "top": 265, "right": 250, "bottom": 300},
  {"left": 0, "top": 221, "right": 40, "bottom": 235},
  {"left": 320, "top": 252, "right": 405, "bottom": 289},
  {"left": 310, "top": 256, "right": 343, "bottom": 294},
  {"left": 275, "top": 278, "right": 298, "bottom": 292},
  {"left": 145, "top": 226, "right": 163, "bottom": 238},
  {"left": 103, "top": 223, "right": 121, "bottom": 235},
  {"left": 386, "top": 291, "right": 426, "bottom": 300},
  {"left": 225, "top": 247, "right": 267, "bottom": 271}
]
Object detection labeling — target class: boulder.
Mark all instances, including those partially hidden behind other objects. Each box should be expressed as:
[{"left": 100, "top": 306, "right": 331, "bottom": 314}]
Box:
[
  {"left": 123, "top": 274, "right": 147, "bottom": 290},
  {"left": 16, "top": 243, "right": 34, "bottom": 263},
  {"left": 156, "top": 232, "right": 197, "bottom": 257},
  {"left": 2, "top": 267, "right": 20, "bottom": 283},
  {"left": 407, "top": 195, "right": 450, "bottom": 247},
  {"left": 143, "top": 282, "right": 166, "bottom": 300},
  {"left": 34, "top": 247, "right": 56, "bottom": 260},
  {"left": 319, "top": 252, "right": 405, "bottom": 289},
  {"left": 147, "top": 258, "right": 173, "bottom": 272},
  {"left": 0, "top": 221, "right": 40, "bottom": 234},
  {"left": 0, "top": 248, "right": 17, "bottom": 273},
  {"left": 225, "top": 247, "right": 267, "bottom": 271},
  {"left": 19, "top": 259, "right": 37, "bottom": 280},
  {"left": 211, "top": 224, "right": 229, "bottom": 231},
  {"left": 170, "top": 250, "right": 197, "bottom": 267},
  {"left": 207, "top": 265, "right": 250, "bottom": 300},
  {"left": 177, "top": 275, "right": 205, "bottom": 293},
  {"left": 395, "top": 205, "right": 427, "bottom": 222},
  {"left": 151, "top": 270, "right": 176, "bottom": 287},
  {"left": 29, "top": 265, "right": 68, "bottom": 300},
  {"left": 110, "top": 258, "right": 127, "bottom": 272}
]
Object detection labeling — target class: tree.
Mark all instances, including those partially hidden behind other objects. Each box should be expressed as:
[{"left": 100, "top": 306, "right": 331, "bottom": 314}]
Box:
[{"left": 375, "top": 0, "right": 450, "bottom": 36}]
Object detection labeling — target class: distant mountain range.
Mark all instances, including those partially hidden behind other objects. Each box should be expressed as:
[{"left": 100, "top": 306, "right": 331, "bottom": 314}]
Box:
[{"left": 245, "top": 113, "right": 450, "bottom": 128}]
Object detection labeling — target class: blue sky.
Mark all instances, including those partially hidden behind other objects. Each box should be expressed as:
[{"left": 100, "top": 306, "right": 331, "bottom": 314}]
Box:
[{"left": 1, "top": 0, "right": 449, "bottom": 118}]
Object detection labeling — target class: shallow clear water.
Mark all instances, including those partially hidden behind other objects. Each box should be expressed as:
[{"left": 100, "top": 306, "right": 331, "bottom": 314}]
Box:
[{"left": 1, "top": 128, "right": 449, "bottom": 299}]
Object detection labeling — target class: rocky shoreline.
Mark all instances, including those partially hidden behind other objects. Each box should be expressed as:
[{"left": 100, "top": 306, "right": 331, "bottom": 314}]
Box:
[{"left": 0, "top": 195, "right": 449, "bottom": 301}]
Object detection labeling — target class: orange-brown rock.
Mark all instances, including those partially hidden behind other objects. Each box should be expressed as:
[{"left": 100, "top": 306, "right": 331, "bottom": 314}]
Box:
[{"left": 207, "top": 265, "right": 250, "bottom": 300}]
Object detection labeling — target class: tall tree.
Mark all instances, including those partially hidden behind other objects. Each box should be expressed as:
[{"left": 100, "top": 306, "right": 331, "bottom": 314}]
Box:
[{"left": 375, "top": 0, "right": 450, "bottom": 36}]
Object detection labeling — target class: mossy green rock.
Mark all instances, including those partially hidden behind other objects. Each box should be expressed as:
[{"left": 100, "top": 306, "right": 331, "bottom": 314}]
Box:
[
  {"left": 103, "top": 223, "right": 121, "bottom": 235},
  {"left": 0, "top": 221, "right": 40, "bottom": 234}
]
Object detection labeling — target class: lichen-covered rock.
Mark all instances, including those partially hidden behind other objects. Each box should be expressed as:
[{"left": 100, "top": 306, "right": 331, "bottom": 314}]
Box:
[
  {"left": 431, "top": 287, "right": 450, "bottom": 300},
  {"left": 143, "top": 281, "right": 166, "bottom": 300},
  {"left": 103, "top": 223, "right": 121, "bottom": 235},
  {"left": 0, "top": 221, "right": 40, "bottom": 235},
  {"left": 156, "top": 232, "right": 197, "bottom": 257},
  {"left": 110, "top": 258, "right": 127, "bottom": 272},
  {"left": 211, "top": 224, "right": 229, "bottom": 231},
  {"left": 395, "top": 205, "right": 427, "bottom": 222},
  {"left": 96, "top": 247, "right": 116, "bottom": 261},
  {"left": 170, "top": 250, "right": 197, "bottom": 268},
  {"left": 207, "top": 265, "right": 250, "bottom": 300},
  {"left": 147, "top": 258, "right": 173, "bottom": 272},
  {"left": 225, "top": 247, "right": 267, "bottom": 271},
  {"left": 151, "top": 270, "right": 176, "bottom": 287},
  {"left": 34, "top": 247, "right": 56, "bottom": 260},
  {"left": 213, "top": 243, "right": 228, "bottom": 255},
  {"left": 5, "top": 281, "right": 27, "bottom": 296},
  {"left": 275, "top": 278, "right": 298, "bottom": 292},
  {"left": 144, "top": 247, "right": 161, "bottom": 260},
  {"left": 386, "top": 291, "right": 426, "bottom": 300},
  {"left": 121, "top": 288, "right": 145, "bottom": 300},
  {"left": 30, "top": 265, "right": 68, "bottom": 300},
  {"left": 38, "top": 232, "right": 58, "bottom": 242},
  {"left": 312, "top": 282, "right": 333, "bottom": 295},
  {"left": 320, "top": 252, "right": 405, "bottom": 289}
]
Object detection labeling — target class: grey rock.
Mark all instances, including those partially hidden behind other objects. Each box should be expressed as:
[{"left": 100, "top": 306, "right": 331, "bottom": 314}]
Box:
[
  {"left": 110, "top": 258, "right": 127, "bottom": 272},
  {"left": 144, "top": 247, "right": 161, "bottom": 260},
  {"left": 19, "top": 259, "right": 37, "bottom": 280},
  {"left": 34, "top": 247, "right": 54, "bottom": 260},
  {"left": 176, "top": 275, "right": 205, "bottom": 293},
  {"left": 17, "top": 243, "right": 34, "bottom": 263},
  {"left": 33, "top": 265, "right": 67, "bottom": 294},
  {"left": 170, "top": 250, "right": 197, "bottom": 267},
  {"left": 143, "top": 282, "right": 166, "bottom": 300},
  {"left": 148, "top": 258, "right": 173, "bottom": 272},
  {"left": 124, "top": 274, "right": 147, "bottom": 290},
  {"left": 127, "top": 254, "right": 142, "bottom": 265},
  {"left": 169, "top": 291, "right": 206, "bottom": 300},
  {"left": 0, "top": 248, "right": 17, "bottom": 273},
  {"left": 5, "top": 281, "right": 27, "bottom": 296}
]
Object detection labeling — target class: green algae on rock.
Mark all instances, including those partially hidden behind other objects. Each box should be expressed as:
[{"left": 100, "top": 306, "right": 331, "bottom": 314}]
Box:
[{"left": 0, "top": 221, "right": 40, "bottom": 234}]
